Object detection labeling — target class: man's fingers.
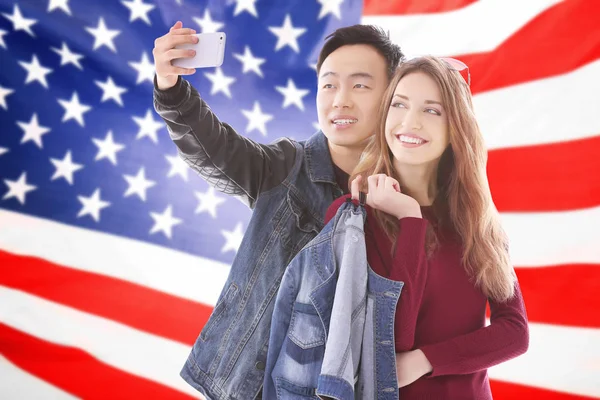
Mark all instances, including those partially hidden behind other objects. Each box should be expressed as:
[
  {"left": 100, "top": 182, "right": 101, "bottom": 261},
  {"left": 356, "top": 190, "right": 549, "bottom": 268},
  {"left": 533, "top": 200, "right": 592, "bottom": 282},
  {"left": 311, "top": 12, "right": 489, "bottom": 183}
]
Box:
[
  {"left": 165, "top": 48, "right": 196, "bottom": 61},
  {"left": 169, "top": 66, "right": 196, "bottom": 76},
  {"left": 170, "top": 21, "right": 183, "bottom": 31},
  {"left": 169, "top": 28, "right": 197, "bottom": 36}
]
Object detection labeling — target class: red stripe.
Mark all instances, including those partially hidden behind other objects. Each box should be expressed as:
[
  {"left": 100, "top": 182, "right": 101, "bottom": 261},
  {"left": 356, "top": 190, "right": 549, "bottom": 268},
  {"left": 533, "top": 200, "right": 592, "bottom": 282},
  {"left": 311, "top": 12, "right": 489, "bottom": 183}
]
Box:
[
  {"left": 487, "top": 135, "right": 600, "bottom": 212},
  {"left": 0, "top": 250, "right": 213, "bottom": 345},
  {"left": 459, "top": 0, "right": 600, "bottom": 95},
  {"left": 362, "top": 0, "right": 476, "bottom": 15},
  {"left": 0, "top": 323, "right": 195, "bottom": 400},
  {"left": 490, "top": 380, "right": 598, "bottom": 400}
]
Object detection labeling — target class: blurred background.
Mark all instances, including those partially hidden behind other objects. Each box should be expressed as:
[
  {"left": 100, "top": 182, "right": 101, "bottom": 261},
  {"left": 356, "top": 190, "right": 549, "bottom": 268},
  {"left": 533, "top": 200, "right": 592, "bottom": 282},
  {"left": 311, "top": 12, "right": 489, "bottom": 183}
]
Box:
[{"left": 0, "top": 0, "right": 599, "bottom": 399}]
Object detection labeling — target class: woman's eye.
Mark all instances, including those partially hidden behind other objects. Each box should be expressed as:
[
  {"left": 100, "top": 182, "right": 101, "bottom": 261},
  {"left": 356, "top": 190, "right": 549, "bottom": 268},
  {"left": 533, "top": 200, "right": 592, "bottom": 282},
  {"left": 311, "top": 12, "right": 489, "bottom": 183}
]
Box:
[
  {"left": 391, "top": 102, "right": 406, "bottom": 109},
  {"left": 425, "top": 108, "right": 441, "bottom": 116}
]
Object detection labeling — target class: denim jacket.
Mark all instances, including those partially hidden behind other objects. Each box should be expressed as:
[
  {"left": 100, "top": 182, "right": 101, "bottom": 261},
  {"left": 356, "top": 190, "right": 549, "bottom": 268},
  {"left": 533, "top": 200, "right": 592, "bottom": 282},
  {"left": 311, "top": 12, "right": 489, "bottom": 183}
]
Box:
[{"left": 264, "top": 199, "right": 404, "bottom": 399}]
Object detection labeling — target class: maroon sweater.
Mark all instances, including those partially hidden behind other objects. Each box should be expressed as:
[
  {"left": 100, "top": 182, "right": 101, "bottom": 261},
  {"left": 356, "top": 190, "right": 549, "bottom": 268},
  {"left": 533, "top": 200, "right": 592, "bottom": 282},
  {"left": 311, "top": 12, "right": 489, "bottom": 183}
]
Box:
[{"left": 325, "top": 194, "right": 529, "bottom": 400}]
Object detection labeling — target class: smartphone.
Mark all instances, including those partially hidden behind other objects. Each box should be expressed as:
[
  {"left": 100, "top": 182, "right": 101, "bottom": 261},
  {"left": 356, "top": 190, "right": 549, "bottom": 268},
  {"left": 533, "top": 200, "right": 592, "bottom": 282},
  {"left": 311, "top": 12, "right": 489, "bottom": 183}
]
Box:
[{"left": 173, "top": 32, "right": 226, "bottom": 69}]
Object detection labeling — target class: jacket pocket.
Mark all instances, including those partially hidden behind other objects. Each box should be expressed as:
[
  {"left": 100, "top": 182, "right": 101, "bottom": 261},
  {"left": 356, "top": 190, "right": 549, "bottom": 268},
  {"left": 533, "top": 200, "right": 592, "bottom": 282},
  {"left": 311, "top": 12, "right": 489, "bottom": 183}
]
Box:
[
  {"left": 275, "top": 377, "right": 320, "bottom": 399},
  {"left": 200, "top": 283, "right": 238, "bottom": 341},
  {"left": 281, "top": 191, "right": 320, "bottom": 253},
  {"left": 287, "top": 302, "right": 326, "bottom": 349}
]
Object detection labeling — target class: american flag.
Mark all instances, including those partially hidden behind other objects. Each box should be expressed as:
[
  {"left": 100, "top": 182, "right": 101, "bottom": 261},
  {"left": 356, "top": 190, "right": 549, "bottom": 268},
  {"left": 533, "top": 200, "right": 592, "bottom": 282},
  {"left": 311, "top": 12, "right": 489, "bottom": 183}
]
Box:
[{"left": 0, "top": 0, "right": 598, "bottom": 398}]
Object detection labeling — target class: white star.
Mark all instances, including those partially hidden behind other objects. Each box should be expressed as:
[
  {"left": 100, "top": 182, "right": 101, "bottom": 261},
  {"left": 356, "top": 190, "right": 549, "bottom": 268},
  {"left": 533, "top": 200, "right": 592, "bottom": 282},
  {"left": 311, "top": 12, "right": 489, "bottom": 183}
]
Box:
[
  {"left": 51, "top": 42, "right": 83, "bottom": 69},
  {"left": 241, "top": 101, "right": 273, "bottom": 137},
  {"left": 0, "top": 85, "right": 14, "bottom": 110},
  {"left": 129, "top": 52, "right": 154, "bottom": 84},
  {"left": 205, "top": 68, "right": 236, "bottom": 98},
  {"left": 165, "top": 154, "right": 189, "bottom": 181},
  {"left": 121, "top": 0, "right": 155, "bottom": 25},
  {"left": 2, "top": 5, "right": 37, "bottom": 37},
  {"left": 0, "top": 29, "right": 7, "bottom": 49},
  {"left": 95, "top": 76, "right": 127, "bottom": 106},
  {"left": 317, "top": 0, "right": 344, "bottom": 20},
  {"left": 57, "top": 92, "right": 92, "bottom": 127},
  {"left": 233, "top": 0, "right": 258, "bottom": 17},
  {"left": 149, "top": 205, "right": 182, "bottom": 239},
  {"left": 123, "top": 167, "right": 156, "bottom": 201},
  {"left": 50, "top": 150, "right": 83, "bottom": 185},
  {"left": 313, "top": 121, "right": 320, "bottom": 131},
  {"left": 193, "top": 9, "right": 224, "bottom": 33},
  {"left": 194, "top": 186, "right": 226, "bottom": 218},
  {"left": 133, "top": 109, "right": 163, "bottom": 143},
  {"left": 0, "top": 147, "right": 7, "bottom": 156},
  {"left": 48, "top": 0, "right": 72, "bottom": 15},
  {"left": 233, "top": 46, "right": 265, "bottom": 78},
  {"left": 17, "top": 113, "right": 51, "bottom": 148},
  {"left": 221, "top": 222, "right": 244, "bottom": 254},
  {"left": 77, "top": 188, "right": 110, "bottom": 222},
  {"left": 268, "top": 14, "right": 306, "bottom": 53},
  {"left": 18, "top": 54, "right": 53, "bottom": 89},
  {"left": 2, "top": 172, "right": 36, "bottom": 205},
  {"left": 85, "top": 17, "right": 121, "bottom": 53},
  {"left": 92, "top": 131, "right": 125, "bottom": 165},
  {"left": 275, "top": 79, "right": 310, "bottom": 111}
]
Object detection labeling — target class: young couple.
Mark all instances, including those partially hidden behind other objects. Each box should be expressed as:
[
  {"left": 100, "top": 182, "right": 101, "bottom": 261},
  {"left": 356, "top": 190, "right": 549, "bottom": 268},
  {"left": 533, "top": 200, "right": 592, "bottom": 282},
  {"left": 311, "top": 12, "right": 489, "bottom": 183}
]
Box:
[{"left": 153, "top": 22, "right": 528, "bottom": 400}]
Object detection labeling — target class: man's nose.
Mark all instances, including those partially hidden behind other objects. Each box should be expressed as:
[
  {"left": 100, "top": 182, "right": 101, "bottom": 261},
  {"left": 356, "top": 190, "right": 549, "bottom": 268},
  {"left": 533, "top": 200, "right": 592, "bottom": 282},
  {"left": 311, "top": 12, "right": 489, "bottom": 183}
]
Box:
[{"left": 333, "top": 88, "right": 352, "bottom": 109}]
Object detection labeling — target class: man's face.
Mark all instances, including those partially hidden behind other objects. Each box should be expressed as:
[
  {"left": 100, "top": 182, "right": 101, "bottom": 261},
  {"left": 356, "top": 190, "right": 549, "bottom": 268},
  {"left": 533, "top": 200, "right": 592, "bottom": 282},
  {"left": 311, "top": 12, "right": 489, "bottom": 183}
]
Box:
[{"left": 316, "top": 44, "right": 389, "bottom": 150}]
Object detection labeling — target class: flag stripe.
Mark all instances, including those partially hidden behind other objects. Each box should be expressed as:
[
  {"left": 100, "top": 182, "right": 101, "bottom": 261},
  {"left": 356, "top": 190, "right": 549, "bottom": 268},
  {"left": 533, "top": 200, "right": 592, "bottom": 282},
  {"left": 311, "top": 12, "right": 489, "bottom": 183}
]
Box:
[
  {"left": 0, "top": 355, "right": 79, "bottom": 400},
  {"left": 362, "top": 0, "right": 477, "bottom": 15},
  {"left": 0, "top": 324, "right": 197, "bottom": 400},
  {"left": 0, "top": 286, "right": 198, "bottom": 398},
  {"left": 361, "top": 0, "right": 565, "bottom": 57},
  {"left": 488, "top": 135, "right": 600, "bottom": 212},
  {"left": 490, "top": 380, "right": 600, "bottom": 400},
  {"left": 0, "top": 250, "right": 208, "bottom": 345}
]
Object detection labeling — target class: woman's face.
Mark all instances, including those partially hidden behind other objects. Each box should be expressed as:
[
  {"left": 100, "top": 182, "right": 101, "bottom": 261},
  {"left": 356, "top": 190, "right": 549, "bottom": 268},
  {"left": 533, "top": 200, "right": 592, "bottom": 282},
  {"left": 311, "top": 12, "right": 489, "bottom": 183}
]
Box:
[{"left": 385, "top": 72, "right": 450, "bottom": 168}]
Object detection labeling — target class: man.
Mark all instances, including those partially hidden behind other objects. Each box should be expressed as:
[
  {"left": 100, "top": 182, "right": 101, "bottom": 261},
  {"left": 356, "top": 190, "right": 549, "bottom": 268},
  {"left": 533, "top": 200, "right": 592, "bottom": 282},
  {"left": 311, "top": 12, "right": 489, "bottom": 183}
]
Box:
[{"left": 153, "top": 21, "right": 403, "bottom": 399}]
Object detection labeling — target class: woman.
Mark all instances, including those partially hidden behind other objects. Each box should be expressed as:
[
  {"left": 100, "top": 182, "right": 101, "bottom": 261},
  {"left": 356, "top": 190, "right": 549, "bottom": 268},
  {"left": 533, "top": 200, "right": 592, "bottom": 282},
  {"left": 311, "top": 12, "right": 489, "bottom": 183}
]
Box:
[{"left": 324, "top": 56, "right": 529, "bottom": 399}]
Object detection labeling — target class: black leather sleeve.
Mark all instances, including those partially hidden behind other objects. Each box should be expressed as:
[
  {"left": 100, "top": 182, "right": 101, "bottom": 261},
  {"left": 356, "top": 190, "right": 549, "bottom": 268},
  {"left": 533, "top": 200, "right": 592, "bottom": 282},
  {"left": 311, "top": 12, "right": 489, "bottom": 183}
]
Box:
[{"left": 153, "top": 76, "right": 297, "bottom": 209}]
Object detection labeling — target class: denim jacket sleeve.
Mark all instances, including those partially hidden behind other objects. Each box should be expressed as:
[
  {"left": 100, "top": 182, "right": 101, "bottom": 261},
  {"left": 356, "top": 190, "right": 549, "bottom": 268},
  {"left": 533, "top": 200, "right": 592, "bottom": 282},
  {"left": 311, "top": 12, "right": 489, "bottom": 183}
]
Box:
[{"left": 153, "top": 75, "right": 297, "bottom": 208}]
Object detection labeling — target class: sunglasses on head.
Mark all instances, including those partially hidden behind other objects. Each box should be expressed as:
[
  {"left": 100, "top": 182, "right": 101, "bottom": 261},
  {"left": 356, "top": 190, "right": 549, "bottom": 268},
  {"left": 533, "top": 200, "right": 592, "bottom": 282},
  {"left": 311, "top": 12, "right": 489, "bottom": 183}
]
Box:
[{"left": 440, "top": 57, "right": 471, "bottom": 86}]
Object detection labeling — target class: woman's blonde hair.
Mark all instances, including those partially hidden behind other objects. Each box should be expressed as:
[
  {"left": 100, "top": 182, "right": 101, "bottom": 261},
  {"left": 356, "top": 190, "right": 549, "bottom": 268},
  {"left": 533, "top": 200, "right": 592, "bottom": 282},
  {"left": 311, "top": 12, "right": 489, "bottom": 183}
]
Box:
[{"left": 350, "top": 56, "right": 516, "bottom": 302}]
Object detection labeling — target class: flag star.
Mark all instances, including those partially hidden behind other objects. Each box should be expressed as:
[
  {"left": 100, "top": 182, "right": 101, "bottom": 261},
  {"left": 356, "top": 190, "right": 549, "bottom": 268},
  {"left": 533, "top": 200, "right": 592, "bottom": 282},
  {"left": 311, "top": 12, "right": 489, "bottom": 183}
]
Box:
[
  {"left": 0, "top": 85, "right": 14, "bottom": 110},
  {"left": 92, "top": 131, "right": 125, "bottom": 165},
  {"left": 129, "top": 52, "right": 154, "bottom": 84},
  {"left": 275, "top": 79, "right": 310, "bottom": 111},
  {"left": 85, "top": 17, "right": 121, "bottom": 53},
  {"left": 18, "top": 55, "right": 53, "bottom": 89},
  {"left": 317, "top": 0, "right": 344, "bottom": 20},
  {"left": 77, "top": 188, "right": 110, "bottom": 222},
  {"left": 149, "top": 205, "right": 182, "bottom": 239},
  {"left": 268, "top": 14, "right": 306, "bottom": 53},
  {"left": 121, "top": 0, "right": 155, "bottom": 25},
  {"left": 194, "top": 186, "right": 226, "bottom": 218},
  {"left": 57, "top": 92, "right": 92, "bottom": 127},
  {"left": 193, "top": 9, "right": 224, "bottom": 33},
  {"left": 313, "top": 121, "right": 320, "bottom": 131},
  {"left": 2, "top": 5, "right": 37, "bottom": 37},
  {"left": 205, "top": 68, "right": 236, "bottom": 98},
  {"left": 0, "top": 29, "right": 7, "bottom": 49},
  {"left": 233, "top": 0, "right": 258, "bottom": 17},
  {"left": 165, "top": 154, "right": 189, "bottom": 181},
  {"left": 221, "top": 222, "right": 244, "bottom": 254},
  {"left": 51, "top": 42, "right": 83, "bottom": 69},
  {"left": 233, "top": 46, "right": 266, "bottom": 77},
  {"left": 133, "top": 109, "right": 163, "bottom": 143},
  {"left": 17, "top": 113, "right": 51, "bottom": 148},
  {"left": 48, "top": 0, "right": 72, "bottom": 15},
  {"left": 0, "top": 147, "right": 8, "bottom": 156},
  {"left": 50, "top": 150, "right": 83, "bottom": 185},
  {"left": 2, "top": 172, "right": 36, "bottom": 205},
  {"left": 123, "top": 167, "right": 156, "bottom": 201},
  {"left": 241, "top": 101, "right": 273, "bottom": 137},
  {"left": 95, "top": 76, "right": 127, "bottom": 106}
]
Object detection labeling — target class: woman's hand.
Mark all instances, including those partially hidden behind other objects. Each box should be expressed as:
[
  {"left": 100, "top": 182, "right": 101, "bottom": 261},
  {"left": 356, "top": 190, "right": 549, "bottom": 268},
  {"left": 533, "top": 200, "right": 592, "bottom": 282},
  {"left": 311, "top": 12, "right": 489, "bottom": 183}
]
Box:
[
  {"left": 351, "top": 174, "right": 422, "bottom": 220},
  {"left": 395, "top": 349, "right": 433, "bottom": 388}
]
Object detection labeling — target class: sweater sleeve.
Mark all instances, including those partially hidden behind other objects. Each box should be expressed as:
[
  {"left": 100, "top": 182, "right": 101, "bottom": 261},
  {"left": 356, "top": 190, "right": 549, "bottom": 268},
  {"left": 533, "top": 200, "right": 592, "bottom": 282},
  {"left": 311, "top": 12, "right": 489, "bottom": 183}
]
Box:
[
  {"left": 391, "top": 217, "right": 429, "bottom": 351},
  {"left": 419, "top": 280, "right": 529, "bottom": 377}
]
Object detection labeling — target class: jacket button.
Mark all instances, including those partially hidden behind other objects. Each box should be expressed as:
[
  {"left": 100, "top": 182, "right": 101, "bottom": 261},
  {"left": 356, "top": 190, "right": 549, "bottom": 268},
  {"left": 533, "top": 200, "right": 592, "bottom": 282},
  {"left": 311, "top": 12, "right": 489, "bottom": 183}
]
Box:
[{"left": 255, "top": 361, "right": 265, "bottom": 370}]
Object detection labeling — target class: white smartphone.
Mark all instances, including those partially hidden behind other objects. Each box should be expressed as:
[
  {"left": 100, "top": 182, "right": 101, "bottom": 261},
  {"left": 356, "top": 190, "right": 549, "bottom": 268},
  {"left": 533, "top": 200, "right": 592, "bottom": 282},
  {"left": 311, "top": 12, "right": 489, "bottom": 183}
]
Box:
[{"left": 173, "top": 32, "right": 226, "bottom": 69}]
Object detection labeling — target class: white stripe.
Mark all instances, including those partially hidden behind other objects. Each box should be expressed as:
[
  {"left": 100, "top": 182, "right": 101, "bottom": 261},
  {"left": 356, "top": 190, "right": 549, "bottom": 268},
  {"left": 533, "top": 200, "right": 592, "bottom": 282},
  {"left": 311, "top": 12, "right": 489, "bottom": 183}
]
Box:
[
  {"left": 489, "top": 323, "right": 600, "bottom": 398},
  {"left": 361, "top": 0, "right": 564, "bottom": 59},
  {"left": 476, "top": 59, "right": 600, "bottom": 150},
  {"left": 502, "top": 205, "right": 600, "bottom": 267},
  {"left": 0, "top": 355, "right": 80, "bottom": 400},
  {"left": 0, "top": 286, "right": 202, "bottom": 399},
  {"left": 0, "top": 209, "right": 227, "bottom": 306}
]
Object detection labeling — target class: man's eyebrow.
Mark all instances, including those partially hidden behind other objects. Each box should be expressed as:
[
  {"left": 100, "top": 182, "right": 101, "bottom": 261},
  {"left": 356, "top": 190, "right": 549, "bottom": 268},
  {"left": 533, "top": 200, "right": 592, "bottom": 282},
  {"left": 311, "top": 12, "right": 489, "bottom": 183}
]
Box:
[
  {"left": 320, "top": 71, "right": 374, "bottom": 79},
  {"left": 393, "top": 94, "right": 443, "bottom": 106}
]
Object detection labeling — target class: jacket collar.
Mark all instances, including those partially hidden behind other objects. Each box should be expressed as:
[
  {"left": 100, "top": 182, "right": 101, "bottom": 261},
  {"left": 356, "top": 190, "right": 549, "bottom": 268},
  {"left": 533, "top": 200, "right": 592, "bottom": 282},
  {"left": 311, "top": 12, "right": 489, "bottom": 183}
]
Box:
[{"left": 304, "top": 131, "right": 337, "bottom": 185}]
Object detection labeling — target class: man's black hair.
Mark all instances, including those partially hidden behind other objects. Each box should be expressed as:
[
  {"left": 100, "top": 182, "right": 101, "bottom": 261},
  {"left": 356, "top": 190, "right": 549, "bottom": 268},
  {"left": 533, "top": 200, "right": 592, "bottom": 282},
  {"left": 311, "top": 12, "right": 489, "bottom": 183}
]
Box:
[{"left": 316, "top": 24, "right": 404, "bottom": 79}]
